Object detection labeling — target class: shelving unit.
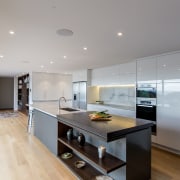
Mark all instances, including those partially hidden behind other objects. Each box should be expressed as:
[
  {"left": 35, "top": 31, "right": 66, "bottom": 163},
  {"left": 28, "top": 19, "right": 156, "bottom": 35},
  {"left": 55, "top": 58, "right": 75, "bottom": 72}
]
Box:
[
  {"left": 57, "top": 121, "right": 126, "bottom": 179},
  {"left": 59, "top": 150, "right": 102, "bottom": 180},
  {"left": 18, "top": 74, "right": 29, "bottom": 114}
]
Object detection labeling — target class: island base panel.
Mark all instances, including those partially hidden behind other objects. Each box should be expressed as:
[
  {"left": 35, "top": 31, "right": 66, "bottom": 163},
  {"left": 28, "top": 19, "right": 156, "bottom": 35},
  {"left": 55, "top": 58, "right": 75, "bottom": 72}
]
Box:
[{"left": 126, "top": 128, "right": 151, "bottom": 180}]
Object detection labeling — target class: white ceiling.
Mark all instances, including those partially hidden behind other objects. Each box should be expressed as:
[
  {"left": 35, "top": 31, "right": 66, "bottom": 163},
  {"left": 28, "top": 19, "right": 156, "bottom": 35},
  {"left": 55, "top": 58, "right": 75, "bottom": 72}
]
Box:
[{"left": 1, "top": 0, "right": 180, "bottom": 77}]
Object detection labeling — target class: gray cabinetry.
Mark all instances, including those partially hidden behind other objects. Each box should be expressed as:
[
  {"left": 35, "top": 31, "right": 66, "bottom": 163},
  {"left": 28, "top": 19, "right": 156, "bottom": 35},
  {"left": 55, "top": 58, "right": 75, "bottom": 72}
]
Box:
[{"left": 34, "top": 110, "right": 57, "bottom": 155}]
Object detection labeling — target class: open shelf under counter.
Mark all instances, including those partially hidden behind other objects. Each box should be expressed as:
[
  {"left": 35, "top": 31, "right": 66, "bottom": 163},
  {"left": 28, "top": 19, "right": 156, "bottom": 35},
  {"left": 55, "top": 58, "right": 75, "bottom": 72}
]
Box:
[
  {"left": 58, "top": 152, "right": 102, "bottom": 180},
  {"left": 58, "top": 136, "right": 126, "bottom": 174}
]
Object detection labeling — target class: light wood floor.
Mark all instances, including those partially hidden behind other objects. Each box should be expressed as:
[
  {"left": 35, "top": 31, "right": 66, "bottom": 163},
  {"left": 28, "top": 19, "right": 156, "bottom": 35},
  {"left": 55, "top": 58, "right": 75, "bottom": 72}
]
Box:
[
  {"left": 151, "top": 146, "right": 180, "bottom": 180},
  {"left": 0, "top": 111, "right": 179, "bottom": 180},
  {"left": 0, "top": 111, "right": 76, "bottom": 180}
]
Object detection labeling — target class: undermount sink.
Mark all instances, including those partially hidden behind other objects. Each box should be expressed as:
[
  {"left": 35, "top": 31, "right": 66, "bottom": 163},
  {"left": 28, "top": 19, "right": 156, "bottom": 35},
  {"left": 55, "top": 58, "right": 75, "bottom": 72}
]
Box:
[{"left": 60, "top": 107, "right": 79, "bottom": 112}]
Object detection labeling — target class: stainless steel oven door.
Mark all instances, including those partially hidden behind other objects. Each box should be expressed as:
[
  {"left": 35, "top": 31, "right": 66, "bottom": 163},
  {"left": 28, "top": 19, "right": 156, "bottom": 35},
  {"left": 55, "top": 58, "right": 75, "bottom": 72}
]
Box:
[
  {"left": 136, "top": 104, "right": 156, "bottom": 135},
  {"left": 136, "top": 104, "right": 156, "bottom": 121}
]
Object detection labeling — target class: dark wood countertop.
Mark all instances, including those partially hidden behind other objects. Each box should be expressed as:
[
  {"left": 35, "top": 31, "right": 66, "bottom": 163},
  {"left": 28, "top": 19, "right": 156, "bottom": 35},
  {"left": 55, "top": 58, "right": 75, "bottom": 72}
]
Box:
[{"left": 57, "top": 112, "right": 153, "bottom": 142}]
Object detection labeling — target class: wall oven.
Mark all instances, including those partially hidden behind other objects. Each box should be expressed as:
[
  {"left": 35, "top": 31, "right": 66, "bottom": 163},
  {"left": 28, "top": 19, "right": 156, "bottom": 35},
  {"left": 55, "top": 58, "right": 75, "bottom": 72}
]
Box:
[{"left": 136, "top": 83, "right": 157, "bottom": 135}]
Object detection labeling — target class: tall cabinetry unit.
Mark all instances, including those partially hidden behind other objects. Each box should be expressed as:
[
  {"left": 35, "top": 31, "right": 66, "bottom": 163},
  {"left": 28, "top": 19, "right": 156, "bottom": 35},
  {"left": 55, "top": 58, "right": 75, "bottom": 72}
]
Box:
[
  {"left": 157, "top": 53, "right": 180, "bottom": 152},
  {"left": 137, "top": 53, "right": 180, "bottom": 152},
  {"left": 136, "top": 57, "right": 157, "bottom": 141},
  {"left": 18, "top": 74, "right": 29, "bottom": 114}
]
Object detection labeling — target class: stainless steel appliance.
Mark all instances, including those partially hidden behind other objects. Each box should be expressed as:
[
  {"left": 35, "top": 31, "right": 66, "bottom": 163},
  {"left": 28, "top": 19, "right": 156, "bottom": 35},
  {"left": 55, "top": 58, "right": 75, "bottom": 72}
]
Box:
[
  {"left": 72, "top": 81, "right": 87, "bottom": 110},
  {"left": 136, "top": 83, "right": 157, "bottom": 135}
]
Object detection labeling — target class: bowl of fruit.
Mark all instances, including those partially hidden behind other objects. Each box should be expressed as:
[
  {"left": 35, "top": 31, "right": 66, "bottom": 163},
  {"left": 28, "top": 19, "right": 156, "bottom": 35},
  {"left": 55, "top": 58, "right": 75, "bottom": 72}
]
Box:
[{"left": 89, "top": 110, "right": 112, "bottom": 121}]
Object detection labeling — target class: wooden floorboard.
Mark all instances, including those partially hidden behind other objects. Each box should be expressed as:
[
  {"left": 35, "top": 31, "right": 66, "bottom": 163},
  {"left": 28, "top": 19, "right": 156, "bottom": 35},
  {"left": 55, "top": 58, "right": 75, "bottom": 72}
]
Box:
[
  {"left": 151, "top": 146, "right": 180, "bottom": 180},
  {"left": 0, "top": 110, "right": 76, "bottom": 180},
  {"left": 0, "top": 110, "right": 179, "bottom": 180}
]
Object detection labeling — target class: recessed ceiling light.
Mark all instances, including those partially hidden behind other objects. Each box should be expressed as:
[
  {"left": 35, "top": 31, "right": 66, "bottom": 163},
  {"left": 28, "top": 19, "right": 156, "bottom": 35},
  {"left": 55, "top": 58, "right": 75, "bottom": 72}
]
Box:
[
  {"left": 117, "top": 32, "right": 123, "bottom": 37},
  {"left": 63, "top": 55, "right": 67, "bottom": 59},
  {"left": 163, "top": 64, "right": 166, "bottom": 67},
  {"left": 56, "top": 29, "right": 73, "bottom": 36},
  {"left": 40, "top": 65, "right": 44, "bottom": 68},
  {"left": 9, "top": 30, "right": 15, "bottom": 35},
  {"left": 0, "top": 55, "right": 4, "bottom": 58},
  {"left": 83, "top": 47, "right": 87, "bottom": 50},
  {"left": 50, "top": 61, "right": 54, "bottom": 64}
]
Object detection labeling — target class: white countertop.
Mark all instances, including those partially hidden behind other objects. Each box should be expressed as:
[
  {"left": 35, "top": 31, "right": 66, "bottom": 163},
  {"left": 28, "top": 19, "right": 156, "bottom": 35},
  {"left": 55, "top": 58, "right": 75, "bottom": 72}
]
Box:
[{"left": 29, "top": 101, "right": 84, "bottom": 117}]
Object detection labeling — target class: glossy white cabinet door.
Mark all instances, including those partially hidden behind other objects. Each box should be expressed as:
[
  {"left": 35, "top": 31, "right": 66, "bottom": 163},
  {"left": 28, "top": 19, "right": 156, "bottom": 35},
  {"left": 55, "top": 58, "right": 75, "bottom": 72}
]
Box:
[
  {"left": 91, "top": 65, "right": 119, "bottom": 85},
  {"left": 118, "top": 61, "right": 136, "bottom": 84},
  {"left": 72, "top": 69, "right": 91, "bottom": 83},
  {"left": 157, "top": 53, "right": 180, "bottom": 151},
  {"left": 157, "top": 53, "right": 180, "bottom": 80},
  {"left": 137, "top": 57, "right": 157, "bottom": 83},
  {"left": 91, "top": 62, "right": 136, "bottom": 86}
]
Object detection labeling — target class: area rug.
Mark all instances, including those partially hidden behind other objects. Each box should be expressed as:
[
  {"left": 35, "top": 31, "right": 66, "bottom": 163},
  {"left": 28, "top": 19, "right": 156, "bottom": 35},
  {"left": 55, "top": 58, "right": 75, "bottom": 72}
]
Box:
[{"left": 0, "top": 111, "right": 18, "bottom": 119}]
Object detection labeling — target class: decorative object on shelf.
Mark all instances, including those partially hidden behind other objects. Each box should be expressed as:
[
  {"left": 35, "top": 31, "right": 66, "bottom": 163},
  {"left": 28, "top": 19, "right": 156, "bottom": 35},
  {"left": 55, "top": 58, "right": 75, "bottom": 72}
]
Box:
[
  {"left": 98, "top": 145, "right": 106, "bottom": 159},
  {"left": 67, "top": 129, "right": 73, "bottom": 141},
  {"left": 95, "top": 175, "right": 113, "bottom": 180},
  {"left": 77, "top": 133, "right": 85, "bottom": 146},
  {"left": 89, "top": 110, "right": 112, "bottom": 121},
  {"left": 61, "top": 152, "right": 73, "bottom": 159},
  {"left": 74, "top": 160, "right": 86, "bottom": 168}
]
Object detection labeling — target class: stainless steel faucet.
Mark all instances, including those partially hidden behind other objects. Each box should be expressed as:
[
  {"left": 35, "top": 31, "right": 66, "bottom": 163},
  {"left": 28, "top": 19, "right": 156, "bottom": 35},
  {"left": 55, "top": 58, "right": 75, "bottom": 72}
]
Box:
[{"left": 59, "top": 97, "right": 66, "bottom": 109}]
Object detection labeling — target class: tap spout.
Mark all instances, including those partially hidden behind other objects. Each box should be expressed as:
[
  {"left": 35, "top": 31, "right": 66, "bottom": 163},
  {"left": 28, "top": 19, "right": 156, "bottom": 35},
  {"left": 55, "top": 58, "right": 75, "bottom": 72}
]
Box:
[{"left": 59, "top": 97, "right": 66, "bottom": 109}]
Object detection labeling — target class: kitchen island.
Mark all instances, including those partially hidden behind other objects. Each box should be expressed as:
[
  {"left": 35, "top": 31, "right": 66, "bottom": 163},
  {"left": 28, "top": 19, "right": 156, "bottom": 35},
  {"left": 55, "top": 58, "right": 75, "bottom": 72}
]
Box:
[
  {"left": 32, "top": 103, "right": 153, "bottom": 180},
  {"left": 57, "top": 111, "right": 153, "bottom": 180}
]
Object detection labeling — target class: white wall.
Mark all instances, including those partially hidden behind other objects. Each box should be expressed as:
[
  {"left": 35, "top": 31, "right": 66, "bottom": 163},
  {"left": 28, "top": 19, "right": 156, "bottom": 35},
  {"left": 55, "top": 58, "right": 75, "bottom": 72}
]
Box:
[{"left": 32, "top": 72, "right": 72, "bottom": 101}]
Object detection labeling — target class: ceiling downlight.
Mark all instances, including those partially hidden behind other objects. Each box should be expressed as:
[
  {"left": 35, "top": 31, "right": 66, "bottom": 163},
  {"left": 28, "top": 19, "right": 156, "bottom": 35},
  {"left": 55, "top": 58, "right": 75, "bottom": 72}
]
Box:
[
  {"left": 9, "top": 30, "right": 15, "bottom": 35},
  {"left": 117, "top": 32, "right": 123, "bottom": 37}
]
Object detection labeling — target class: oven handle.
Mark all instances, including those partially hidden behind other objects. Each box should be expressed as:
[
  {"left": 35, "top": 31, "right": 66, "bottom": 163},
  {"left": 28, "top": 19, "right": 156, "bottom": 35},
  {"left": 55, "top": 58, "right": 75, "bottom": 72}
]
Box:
[{"left": 137, "top": 104, "right": 153, "bottom": 108}]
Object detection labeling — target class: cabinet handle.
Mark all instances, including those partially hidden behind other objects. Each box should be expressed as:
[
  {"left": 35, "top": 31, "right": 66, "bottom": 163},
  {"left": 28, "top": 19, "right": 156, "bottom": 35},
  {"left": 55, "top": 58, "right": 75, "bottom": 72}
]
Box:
[{"left": 137, "top": 104, "right": 153, "bottom": 108}]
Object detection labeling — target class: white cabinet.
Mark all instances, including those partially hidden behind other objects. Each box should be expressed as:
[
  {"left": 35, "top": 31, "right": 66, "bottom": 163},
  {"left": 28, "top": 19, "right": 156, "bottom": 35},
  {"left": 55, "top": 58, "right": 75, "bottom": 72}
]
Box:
[
  {"left": 91, "top": 62, "right": 136, "bottom": 86},
  {"left": 136, "top": 57, "right": 157, "bottom": 83},
  {"left": 72, "top": 69, "right": 91, "bottom": 84},
  {"left": 91, "top": 65, "right": 119, "bottom": 85},
  {"left": 32, "top": 72, "right": 72, "bottom": 101},
  {"left": 156, "top": 53, "right": 180, "bottom": 151},
  {"left": 118, "top": 61, "right": 136, "bottom": 84}
]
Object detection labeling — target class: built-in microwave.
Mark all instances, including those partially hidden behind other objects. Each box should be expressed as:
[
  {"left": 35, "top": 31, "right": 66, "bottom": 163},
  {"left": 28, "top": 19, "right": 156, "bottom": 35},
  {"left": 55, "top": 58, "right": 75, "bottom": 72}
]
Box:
[{"left": 136, "top": 84, "right": 156, "bottom": 98}]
